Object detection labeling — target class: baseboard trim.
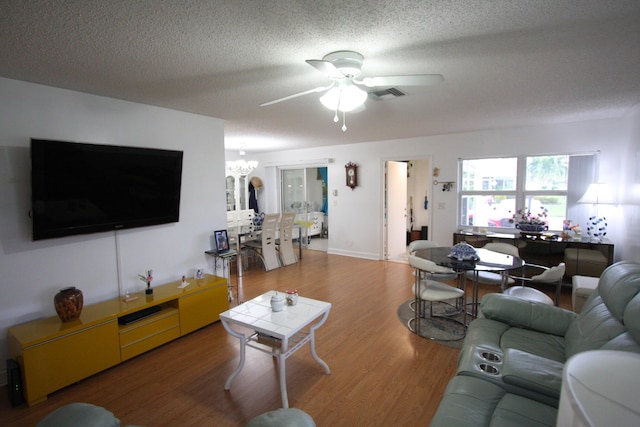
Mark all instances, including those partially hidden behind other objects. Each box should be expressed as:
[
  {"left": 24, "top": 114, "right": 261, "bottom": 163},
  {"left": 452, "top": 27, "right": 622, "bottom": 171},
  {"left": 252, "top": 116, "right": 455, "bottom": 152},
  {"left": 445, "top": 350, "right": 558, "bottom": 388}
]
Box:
[{"left": 327, "top": 249, "right": 379, "bottom": 260}]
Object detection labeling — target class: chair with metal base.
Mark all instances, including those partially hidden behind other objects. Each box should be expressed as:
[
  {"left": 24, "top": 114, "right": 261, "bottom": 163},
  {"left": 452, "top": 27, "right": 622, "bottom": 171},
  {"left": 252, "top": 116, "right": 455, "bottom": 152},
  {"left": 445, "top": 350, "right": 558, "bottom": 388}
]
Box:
[
  {"left": 408, "top": 240, "right": 458, "bottom": 282},
  {"left": 505, "top": 262, "right": 565, "bottom": 306},
  {"left": 465, "top": 242, "right": 519, "bottom": 292},
  {"left": 407, "top": 240, "right": 459, "bottom": 314},
  {"left": 408, "top": 254, "right": 466, "bottom": 340}
]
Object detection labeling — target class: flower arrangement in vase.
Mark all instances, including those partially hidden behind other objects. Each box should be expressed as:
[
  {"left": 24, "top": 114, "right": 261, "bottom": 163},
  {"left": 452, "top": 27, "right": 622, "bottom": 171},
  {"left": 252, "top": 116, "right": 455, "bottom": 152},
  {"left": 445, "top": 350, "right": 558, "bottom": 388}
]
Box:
[
  {"left": 587, "top": 216, "right": 607, "bottom": 242},
  {"left": 139, "top": 269, "right": 153, "bottom": 294},
  {"left": 511, "top": 206, "right": 548, "bottom": 232}
]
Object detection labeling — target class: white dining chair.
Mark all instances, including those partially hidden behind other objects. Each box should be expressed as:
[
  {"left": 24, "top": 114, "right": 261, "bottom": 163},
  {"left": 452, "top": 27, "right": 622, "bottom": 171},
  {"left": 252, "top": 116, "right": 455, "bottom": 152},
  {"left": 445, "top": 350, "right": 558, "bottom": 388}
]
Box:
[
  {"left": 244, "top": 213, "right": 281, "bottom": 271},
  {"left": 465, "top": 242, "right": 519, "bottom": 292},
  {"left": 505, "top": 262, "right": 565, "bottom": 306},
  {"left": 408, "top": 254, "right": 466, "bottom": 340},
  {"left": 277, "top": 212, "right": 297, "bottom": 266}
]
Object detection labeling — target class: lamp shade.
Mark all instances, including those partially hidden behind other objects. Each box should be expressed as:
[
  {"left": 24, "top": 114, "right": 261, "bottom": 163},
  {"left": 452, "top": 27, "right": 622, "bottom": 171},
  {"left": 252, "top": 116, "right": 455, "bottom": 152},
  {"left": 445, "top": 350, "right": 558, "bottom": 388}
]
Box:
[
  {"left": 557, "top": 350, "right": 640, "bottom": 426},
  {"left": 319, "top": 83, "right": 367, "bottom": 112},
  {"left": 577, "top": 182, "right": 616, "bottom": 205}
]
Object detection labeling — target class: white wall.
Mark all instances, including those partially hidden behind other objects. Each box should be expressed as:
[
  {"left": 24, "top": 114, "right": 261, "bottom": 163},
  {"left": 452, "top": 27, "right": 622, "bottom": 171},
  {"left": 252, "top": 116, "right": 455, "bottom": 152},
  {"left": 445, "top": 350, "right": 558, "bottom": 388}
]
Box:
[
  {"left": 248, "top": 112, "right": 640, "bottom": 263},
  {"left": 0, "top": 78, "right": 226, "bottom": 383}
]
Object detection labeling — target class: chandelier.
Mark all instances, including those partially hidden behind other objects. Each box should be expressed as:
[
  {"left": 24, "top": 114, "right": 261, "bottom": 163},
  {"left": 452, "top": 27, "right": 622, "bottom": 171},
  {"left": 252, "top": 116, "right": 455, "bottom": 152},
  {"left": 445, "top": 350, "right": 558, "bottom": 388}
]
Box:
[{"left": 226, "top": 149, "right": 258, "bottom": 176}]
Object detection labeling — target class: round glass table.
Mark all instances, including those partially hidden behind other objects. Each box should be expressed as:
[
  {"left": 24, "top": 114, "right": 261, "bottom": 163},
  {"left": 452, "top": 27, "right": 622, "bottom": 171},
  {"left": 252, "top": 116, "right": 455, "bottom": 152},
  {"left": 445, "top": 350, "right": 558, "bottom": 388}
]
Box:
[{"left": 414, "top": 247, "right": 524, "bottom": 317}]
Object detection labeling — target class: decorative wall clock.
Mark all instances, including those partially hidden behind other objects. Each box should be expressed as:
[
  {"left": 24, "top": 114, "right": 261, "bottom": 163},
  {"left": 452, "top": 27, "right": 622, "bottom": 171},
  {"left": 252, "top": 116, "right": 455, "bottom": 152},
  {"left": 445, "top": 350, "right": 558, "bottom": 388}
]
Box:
[{"left": 345, "top": 162, "right": 358, "bottom": 189}]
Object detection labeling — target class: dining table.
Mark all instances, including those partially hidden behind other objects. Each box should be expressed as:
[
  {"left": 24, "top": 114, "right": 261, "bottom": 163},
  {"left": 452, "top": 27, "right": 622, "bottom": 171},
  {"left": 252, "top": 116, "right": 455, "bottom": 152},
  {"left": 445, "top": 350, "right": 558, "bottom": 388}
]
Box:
[
  {"left": 414, "top": 247, "right": 525, "bottom": 317},
  {"left": 227, "top": 223, "right": 304, "bottom": 277}
]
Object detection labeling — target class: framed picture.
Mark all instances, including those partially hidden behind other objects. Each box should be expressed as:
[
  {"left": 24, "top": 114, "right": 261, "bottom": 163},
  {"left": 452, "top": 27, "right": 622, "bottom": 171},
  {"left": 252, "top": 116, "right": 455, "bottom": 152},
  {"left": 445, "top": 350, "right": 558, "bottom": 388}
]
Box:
[{"left": 214, "top": 229, "right": 230, "bottom": 252}]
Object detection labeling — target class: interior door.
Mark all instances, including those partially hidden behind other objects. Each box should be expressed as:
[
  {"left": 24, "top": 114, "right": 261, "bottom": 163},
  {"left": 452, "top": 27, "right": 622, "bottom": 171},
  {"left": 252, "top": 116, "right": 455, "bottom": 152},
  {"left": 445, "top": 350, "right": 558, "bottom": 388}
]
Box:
[
  {"left": 280, "top": 167, "right": 328, "bottom": 249},
  {"left": 386, "top": 161, "right": 408, "bottom": 260}
]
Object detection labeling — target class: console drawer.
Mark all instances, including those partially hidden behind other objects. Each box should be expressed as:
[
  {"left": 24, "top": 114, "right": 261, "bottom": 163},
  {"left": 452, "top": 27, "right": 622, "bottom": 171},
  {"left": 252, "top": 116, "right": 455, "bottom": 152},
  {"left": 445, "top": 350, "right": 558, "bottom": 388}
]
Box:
[{"left": 119, "top": 308, "right": 180, "bottom": 360}]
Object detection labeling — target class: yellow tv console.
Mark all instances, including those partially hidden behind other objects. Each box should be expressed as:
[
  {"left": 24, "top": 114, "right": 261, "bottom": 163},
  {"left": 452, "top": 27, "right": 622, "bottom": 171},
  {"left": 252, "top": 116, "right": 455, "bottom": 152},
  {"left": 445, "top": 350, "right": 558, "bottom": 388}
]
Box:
[{"left": 8, "top": 274, "right": 227, "bottom": 406}]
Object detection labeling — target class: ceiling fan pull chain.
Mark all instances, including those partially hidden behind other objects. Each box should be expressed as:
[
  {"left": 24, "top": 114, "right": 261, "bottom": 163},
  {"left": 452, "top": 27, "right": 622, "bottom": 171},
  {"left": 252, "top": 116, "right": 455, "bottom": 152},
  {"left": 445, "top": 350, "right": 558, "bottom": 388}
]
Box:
[
  {"left": 342, "top": 111, "right": 347, "bottom": 132},
  {"left": 333, "top": 89, "right": 341, "bottom": 123}
]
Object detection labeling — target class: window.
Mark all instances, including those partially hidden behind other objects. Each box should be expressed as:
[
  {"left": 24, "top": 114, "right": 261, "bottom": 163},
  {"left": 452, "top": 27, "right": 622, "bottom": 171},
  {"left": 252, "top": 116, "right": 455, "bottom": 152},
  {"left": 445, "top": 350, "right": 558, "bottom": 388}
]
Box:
[{"left": 459, "top": 154, "right": 593, "bottom": 231}]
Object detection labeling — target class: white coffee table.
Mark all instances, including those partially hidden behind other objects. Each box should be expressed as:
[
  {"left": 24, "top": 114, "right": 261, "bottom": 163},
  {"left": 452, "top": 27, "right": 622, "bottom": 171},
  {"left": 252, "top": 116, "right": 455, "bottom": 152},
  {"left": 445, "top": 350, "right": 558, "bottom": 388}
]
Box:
[{"left": 220, "top": 292, "right": 331, "bottom": 408}]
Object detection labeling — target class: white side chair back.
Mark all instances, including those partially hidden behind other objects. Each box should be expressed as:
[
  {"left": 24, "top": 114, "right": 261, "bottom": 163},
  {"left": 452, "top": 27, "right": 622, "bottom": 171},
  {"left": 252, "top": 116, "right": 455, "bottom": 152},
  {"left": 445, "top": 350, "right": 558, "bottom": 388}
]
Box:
[
  {"left": 244, "top": 213, "right": 281, "bottom": 271},
  {"left": 505, "top": 262, "right": 565, "bottom": 305},
  {"left": 466, "top": 242, "right": 520, "bottom": 291},
  {"left": 408, "top": 240, "right": 457, "bottom": 282},
  {"left": 278, "top": 212, "right": 297, "bottom": 266},
  {"left": 483, "top": 242, "right": 520, "bottom": 257},
  {"left": 407, "top": 239, "right": 438, "bottom": 253}
]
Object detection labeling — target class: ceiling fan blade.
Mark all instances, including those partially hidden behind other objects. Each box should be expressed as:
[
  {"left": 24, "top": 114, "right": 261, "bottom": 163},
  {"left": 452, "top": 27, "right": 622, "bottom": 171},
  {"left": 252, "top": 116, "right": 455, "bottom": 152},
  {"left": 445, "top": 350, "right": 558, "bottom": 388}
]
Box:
[
  {"left": 260, "top": 84, "right": 333, "bottom": 107},
  {"left": 305, "top": 59, "right": 345, "bottom": 79},
  {"left": 360, "top": 74, "right": 444, "bottom": 87}
]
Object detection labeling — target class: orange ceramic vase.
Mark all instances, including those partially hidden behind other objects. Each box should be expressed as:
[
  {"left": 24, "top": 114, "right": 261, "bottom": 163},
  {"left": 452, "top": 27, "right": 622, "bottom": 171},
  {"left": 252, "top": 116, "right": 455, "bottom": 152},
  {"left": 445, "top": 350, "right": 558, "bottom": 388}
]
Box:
[{"left": 54, "top": 287, "right": 84, "bottom": 322}]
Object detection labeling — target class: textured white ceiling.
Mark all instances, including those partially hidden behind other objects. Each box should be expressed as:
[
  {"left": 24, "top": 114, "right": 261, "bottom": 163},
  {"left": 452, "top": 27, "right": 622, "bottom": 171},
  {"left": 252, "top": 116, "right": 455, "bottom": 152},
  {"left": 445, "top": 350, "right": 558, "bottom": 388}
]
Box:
[{"left": 1, "top": 0, "right": 639, "bottom": 153}]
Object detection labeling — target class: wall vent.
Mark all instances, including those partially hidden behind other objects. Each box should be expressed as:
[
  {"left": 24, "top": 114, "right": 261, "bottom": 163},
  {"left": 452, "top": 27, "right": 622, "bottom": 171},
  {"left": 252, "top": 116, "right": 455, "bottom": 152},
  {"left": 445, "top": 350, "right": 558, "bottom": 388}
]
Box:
[{"left": 369, "top": 87, "right": 406, "bottom": 100}]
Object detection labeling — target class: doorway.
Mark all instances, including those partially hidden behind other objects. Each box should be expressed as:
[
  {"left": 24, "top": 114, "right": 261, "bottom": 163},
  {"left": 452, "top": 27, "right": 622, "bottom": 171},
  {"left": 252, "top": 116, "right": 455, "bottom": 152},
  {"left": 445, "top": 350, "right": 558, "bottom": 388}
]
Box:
[
  {"left": 384, "top": 158, "right": 433, "bottom": 261},
  {"left": 280, "top": 167, "right": 328, "bottom": 251}
]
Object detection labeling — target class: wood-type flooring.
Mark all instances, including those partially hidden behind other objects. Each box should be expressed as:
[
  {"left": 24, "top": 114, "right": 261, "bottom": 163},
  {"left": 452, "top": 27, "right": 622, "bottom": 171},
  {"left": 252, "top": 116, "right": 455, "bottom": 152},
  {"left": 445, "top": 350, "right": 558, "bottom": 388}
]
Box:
[{"left": 0, "top": 249, "right": 572, "bottom": 426}]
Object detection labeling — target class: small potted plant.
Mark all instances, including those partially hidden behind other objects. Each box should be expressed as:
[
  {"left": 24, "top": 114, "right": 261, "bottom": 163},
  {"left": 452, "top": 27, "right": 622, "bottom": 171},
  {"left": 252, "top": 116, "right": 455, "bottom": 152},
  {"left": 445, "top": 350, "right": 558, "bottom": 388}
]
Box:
[
  {"left": 139, "top": 269, "right": 153, "bottom": 295},
  {"left": 511, "top": 206, "right": 548, "bottom": 233}
]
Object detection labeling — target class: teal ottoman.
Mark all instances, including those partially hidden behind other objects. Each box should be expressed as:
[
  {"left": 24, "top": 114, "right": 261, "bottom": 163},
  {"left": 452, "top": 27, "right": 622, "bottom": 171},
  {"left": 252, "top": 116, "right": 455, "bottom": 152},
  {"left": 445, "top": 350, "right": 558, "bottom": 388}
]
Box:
[
  {"left": 37, "top": 402, "right": 143, "bottom": 427},
  {"left": 246, "top": 408, "right": 316, "bottom": 427}
]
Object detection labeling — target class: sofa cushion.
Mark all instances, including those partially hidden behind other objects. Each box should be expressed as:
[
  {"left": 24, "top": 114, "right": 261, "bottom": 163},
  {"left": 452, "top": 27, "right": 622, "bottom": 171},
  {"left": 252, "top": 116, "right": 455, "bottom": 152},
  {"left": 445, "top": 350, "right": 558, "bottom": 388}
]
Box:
[
  {"left": 429, "top": 376, "right": 558, "bottom": 427},
  {"left": 598, "top": 261, "right": 640, "bottom": 321},
  {"left": 480, "top": 294, "right": 576, "bottom": 337},
  {"left": 564, "top": 294, "right": 628, "bottom": 358},
  {"left": 563, "top": 261, "right": 640, "bottom": 358},
  {"left": 625, "top": 293, "right": 640, "bottom": 344},
  {"left": 499, "top": 327, "right": 566, "bottom": 363}
]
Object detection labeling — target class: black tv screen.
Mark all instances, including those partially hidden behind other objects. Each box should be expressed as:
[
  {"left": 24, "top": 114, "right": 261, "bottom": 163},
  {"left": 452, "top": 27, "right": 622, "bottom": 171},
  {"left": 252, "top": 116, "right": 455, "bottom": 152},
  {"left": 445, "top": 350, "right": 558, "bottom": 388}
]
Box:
[{"left": 31, "top": 139, "right": 183, "bottom": 240}]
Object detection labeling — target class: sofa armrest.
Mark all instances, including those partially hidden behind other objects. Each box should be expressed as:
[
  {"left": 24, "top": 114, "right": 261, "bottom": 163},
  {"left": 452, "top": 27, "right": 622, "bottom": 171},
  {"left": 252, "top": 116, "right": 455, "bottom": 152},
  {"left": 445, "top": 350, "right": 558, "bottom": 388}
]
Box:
[
  {"left": 480, "top": 293, "right": 576, "bottom": 336},
  {"left": 502, "top": 349, "right": 564, "bottom": 401}
]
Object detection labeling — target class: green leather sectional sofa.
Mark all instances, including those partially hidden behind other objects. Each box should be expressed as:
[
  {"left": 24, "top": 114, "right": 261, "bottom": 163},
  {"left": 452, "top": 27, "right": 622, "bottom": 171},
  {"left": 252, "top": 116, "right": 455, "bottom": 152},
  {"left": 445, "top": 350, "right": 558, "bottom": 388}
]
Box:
[{"left": 430, "top": 261, "right": 640, "bottom": 426}]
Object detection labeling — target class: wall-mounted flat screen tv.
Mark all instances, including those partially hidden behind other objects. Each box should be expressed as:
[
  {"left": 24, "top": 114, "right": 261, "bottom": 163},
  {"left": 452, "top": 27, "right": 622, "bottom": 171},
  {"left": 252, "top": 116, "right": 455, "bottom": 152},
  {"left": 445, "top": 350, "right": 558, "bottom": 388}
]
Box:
[{"left": 31, "top": 139, "right": 183, "bottom": 240}]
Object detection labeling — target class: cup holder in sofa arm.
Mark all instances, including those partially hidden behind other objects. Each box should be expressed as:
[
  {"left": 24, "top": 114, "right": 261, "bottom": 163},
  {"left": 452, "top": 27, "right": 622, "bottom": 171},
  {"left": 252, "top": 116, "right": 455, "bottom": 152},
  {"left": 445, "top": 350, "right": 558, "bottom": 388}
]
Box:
[
  {"left": 457, "top": 346, "right": 504, "bottom": 384},
  {"left": 478, "top": 351, "right": 502, "bottom": 375},
  {"left": 480, "top": 351, "right": 502, "bottom": 363},
  {"left": 458, "top": 346, "right": 562, "bottom": 407},
  {"left": 478, "top": 363, "right": 500, "bottom": 375}
]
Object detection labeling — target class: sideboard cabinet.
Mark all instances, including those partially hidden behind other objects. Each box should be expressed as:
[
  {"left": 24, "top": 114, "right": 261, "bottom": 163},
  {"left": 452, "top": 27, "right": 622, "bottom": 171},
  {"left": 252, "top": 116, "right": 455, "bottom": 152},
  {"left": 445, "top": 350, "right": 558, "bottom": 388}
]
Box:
[
  {"left": 453, "top": 232, "right": 614, "bottom": 276},
  {"left": 8, "top": 274, "right": 227, "bottom": 406}
]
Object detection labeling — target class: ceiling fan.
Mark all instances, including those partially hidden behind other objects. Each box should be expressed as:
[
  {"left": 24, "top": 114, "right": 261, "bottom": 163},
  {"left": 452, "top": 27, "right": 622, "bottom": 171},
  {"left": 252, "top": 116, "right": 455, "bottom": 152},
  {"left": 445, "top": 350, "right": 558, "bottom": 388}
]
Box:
[{"left": 261, "top": 50, "right": 444, "bottom": 131}]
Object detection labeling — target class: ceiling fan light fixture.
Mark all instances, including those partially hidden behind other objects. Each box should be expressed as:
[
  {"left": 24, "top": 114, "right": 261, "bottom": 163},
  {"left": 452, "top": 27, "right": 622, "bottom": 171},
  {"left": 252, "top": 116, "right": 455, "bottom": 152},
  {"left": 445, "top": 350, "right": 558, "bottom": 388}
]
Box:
[
  {"left": 322, "top": 50, "right": 364, "bottom": 78},
  {"left": 319, "top": 83, "right": 368, "bottom": 112}
]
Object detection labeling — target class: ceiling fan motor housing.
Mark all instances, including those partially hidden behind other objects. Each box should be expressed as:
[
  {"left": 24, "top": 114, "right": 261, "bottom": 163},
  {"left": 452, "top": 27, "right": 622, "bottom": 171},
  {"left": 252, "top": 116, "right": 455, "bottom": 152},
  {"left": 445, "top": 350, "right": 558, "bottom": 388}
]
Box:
[{"left": 322, "top": 50, "right": 364, "bottom": 78}]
